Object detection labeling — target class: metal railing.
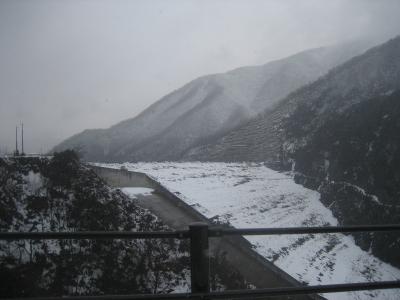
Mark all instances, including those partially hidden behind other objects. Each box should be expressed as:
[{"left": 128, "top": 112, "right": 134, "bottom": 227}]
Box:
[{"left": 1, "top": 223, "right": 400, "bottom": 299}]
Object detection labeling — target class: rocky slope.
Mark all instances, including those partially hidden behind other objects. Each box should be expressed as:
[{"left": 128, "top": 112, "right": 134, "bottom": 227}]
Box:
[{"left": 54, "top": 41, "right": 372, "bottom": 162}]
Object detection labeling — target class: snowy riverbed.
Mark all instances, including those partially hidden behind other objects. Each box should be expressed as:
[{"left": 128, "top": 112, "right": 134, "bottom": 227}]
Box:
[{"left": 95, "top": 162, "right": 400, "bottom": 300}]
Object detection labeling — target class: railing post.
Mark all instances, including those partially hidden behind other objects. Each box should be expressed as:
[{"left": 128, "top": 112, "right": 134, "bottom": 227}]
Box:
[{"left": 189, "top": 222, "right": 210, "bottom": 293}]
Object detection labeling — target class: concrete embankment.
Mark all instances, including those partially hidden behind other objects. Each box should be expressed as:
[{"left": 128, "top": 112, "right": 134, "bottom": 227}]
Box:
[{"left": 91, "top": 165, "right": 322, "bottom": 300}]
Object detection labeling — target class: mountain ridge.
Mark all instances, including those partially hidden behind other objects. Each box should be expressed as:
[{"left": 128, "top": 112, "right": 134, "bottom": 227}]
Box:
[{"left": 53, "top": 40, "right": 374, "bottom": 161}]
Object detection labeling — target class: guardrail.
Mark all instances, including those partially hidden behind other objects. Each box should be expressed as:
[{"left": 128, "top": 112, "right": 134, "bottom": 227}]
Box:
[{"left": 1, "top": 223, "right": 400, "bottom": 299}]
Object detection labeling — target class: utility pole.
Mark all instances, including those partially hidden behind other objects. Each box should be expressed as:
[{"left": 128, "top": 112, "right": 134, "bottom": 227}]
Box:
[
  {"left": 15, "top": 126, "right": 19, "bottom": 156},
  {"left": 21, "top": 122, "right": 24, "bottom": 155}
]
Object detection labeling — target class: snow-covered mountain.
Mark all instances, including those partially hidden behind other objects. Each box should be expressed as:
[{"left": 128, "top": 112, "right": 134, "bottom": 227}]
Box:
[
  {"left": 53, "top": 41, "right": 372, "bottom": 162},
  {"left": 186, "top": 36, "right": 400, "bottom": 163},
  {"left": 187, "top": 36, "right": 400, "bottom": 267}
]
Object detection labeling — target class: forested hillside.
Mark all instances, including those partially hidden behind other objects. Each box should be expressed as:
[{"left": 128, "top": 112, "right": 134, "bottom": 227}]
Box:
[{"left": 293, "top": 90, "right": 400, "bottom": 267}]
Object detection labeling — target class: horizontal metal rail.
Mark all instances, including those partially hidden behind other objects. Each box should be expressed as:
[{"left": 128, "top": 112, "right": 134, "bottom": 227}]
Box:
[
  {"left": 2, "top": 224, "right": 400, "bottom": 240},
  {"left": 2, "top": 224, "right": 400, "bottom": 299},
  {"left": 208, "top": 224, "right": 400, "bottom": 237},
  {"left": 0, "top": 230, "right": 188, "bottom": 240},
  {"left": 4, "top": 281, "right": 400, "bottom": 300}
]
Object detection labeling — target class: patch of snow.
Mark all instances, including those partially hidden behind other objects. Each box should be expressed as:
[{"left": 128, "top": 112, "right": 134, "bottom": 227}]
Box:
[
  {"left": 22, "top": 171, "right": 43, "bottom": 195},
  {"left": 382, "top": 90, "right": 394, "bottom": 96},
  {"left": 336, "top": 181, "right": 383, "bottom": 205},
  {"left": 121, "top": 187, "right": 154, "bottom": 197}
]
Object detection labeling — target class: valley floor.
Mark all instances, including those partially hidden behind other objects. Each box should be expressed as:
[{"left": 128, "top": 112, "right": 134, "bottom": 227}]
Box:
[{"left": 97, "top": 162, "right": 400, "bottom": 300}]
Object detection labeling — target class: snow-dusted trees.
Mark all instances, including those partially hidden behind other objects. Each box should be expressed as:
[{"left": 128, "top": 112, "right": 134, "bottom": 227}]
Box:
[{"left": 0, "top": 153, "right": 190, "bottom": 297}]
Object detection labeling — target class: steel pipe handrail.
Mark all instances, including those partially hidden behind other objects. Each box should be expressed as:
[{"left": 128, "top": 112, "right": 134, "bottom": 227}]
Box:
[
  {"left": 208, "top": 224, "right": 400, "bottom": 237},
  {"left": 1, "top": 224, "right": 400, "bottom": 299},
  {"left": 2, "top": 224, "right": 400, "bottom": 240},
  {"left": 0, "top": 230, "right": 189, "bottom": 240},
  {"left": 3, "top": 281, "right": 400, "bottom": 300}
]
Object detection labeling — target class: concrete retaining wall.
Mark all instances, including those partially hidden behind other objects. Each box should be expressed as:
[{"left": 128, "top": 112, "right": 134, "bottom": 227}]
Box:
[
  {"left": 91, "top": 165, "right": 213, "bottom": 222},
  {"left": 91, "top": 166, "right": 157, "bottom": 189}
]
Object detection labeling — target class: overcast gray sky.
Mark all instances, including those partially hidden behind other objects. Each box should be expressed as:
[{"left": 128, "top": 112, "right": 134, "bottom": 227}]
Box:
[{"left": 0, "top": 0, "right": 399, "bottom": 153}]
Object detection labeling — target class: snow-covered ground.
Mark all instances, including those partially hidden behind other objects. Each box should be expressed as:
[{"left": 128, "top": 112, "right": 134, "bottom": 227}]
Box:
[
  {"left": 96, "top": 162, "right": 400, "bottom": 300},
  {"left": 121, "top": 187, "right": 154, "bottom": 197}
]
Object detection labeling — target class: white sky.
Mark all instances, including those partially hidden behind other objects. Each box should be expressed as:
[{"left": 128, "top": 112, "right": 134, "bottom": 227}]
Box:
[{"left": 0, "top": 0, "right": 399, "bottom": 153}]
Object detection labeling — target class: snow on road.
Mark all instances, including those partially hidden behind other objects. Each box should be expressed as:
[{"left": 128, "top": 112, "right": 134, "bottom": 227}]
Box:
[{"left": 96, "top": 162, "right": 400, "bottom": 300}]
